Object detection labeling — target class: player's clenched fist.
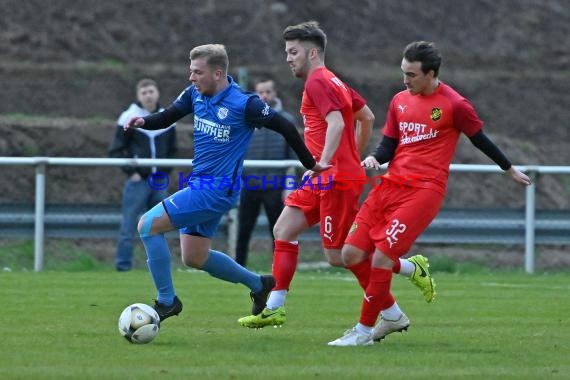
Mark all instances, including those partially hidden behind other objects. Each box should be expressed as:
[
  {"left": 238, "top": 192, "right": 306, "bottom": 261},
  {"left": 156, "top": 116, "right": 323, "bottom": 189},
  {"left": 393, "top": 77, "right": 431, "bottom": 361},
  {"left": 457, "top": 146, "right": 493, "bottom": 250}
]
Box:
[{"left": 124, "top": 116, "right": 145, "bottom": 131}]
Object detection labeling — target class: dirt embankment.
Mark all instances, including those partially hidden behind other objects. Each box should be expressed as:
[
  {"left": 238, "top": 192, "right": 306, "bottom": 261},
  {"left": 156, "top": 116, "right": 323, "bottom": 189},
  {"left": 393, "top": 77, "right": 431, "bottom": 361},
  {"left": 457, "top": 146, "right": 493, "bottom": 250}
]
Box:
[{"left": 0, "top": 0, "right": 568, "bottom": 208}]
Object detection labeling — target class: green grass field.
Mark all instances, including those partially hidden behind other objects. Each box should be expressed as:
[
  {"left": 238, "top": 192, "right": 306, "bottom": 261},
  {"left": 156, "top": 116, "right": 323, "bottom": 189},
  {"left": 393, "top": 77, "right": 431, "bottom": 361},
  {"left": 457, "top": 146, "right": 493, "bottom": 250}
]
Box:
[
  {"left": 0, "top": 270, "right": 570, "bottom": 379},
  {"left": 0, "top": 269, "right": 568, "bottom": 379}
]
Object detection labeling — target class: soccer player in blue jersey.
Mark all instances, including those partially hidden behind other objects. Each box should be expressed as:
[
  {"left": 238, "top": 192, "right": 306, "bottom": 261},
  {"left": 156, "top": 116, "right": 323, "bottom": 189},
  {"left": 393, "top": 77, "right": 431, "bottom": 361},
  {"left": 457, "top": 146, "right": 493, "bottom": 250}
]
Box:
[{"left": 124, "top": 44, "right": 328, "bottom": 322}]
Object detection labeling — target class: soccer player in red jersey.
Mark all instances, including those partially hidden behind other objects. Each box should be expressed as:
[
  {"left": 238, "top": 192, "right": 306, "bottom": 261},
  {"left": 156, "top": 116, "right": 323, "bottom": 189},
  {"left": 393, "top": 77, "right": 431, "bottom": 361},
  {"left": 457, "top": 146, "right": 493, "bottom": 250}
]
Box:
[
  {"left": 238, "top": 21, "right": 381, "bottom": 328},
  {"left": 328, "top": 41, "right": 531, "bottom": 346}
]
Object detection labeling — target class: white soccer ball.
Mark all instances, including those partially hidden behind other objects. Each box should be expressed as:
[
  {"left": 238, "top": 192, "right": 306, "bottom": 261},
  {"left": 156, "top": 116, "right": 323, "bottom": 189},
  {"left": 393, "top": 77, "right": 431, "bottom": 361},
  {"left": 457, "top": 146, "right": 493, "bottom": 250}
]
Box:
[{"left": 118, "top": 303, "right": 160, "bottom": 344}]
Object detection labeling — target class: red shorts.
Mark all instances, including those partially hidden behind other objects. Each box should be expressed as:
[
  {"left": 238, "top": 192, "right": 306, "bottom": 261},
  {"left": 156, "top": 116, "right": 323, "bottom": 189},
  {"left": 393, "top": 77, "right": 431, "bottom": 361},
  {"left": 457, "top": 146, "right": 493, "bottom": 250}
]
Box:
[
  {"left": 345, "top": 185, "right": 444, "bottom": 260},
  {"left": 285, "top": 181, "right": 362, "bottom": 249}
]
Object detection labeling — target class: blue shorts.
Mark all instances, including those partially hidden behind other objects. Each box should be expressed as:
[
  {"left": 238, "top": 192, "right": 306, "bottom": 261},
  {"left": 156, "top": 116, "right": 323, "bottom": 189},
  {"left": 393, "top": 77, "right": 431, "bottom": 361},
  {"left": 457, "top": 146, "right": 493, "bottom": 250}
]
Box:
[{"left": 162, "top": 185, "right": 238, "bottom": 238}]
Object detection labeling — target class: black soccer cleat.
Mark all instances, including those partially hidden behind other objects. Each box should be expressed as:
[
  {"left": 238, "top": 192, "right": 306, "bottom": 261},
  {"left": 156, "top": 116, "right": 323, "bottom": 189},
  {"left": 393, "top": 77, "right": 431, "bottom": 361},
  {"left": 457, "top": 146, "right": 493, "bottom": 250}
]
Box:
[
  {"left": 250, "top": 275, "right": 276, "bottom": 315},
  {"left": 153, "top": 295, "right": 183, "bottom": 322}
]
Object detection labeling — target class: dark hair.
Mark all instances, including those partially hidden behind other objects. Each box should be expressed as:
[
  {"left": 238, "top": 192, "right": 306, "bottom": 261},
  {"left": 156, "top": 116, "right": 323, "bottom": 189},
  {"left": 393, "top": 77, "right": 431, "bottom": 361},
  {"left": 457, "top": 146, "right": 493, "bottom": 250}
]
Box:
[
  {"left": 254, "top": 77, "right": 275, "bottom": 86},
  {"left": 403, "top": 41, "right": 442, "bottom": 77},
  {"left": 283, "top": 20, "right": 327, "bottom": 52},
  {"left": 136, "top": 78, "right": 158, "bottom": 91}
]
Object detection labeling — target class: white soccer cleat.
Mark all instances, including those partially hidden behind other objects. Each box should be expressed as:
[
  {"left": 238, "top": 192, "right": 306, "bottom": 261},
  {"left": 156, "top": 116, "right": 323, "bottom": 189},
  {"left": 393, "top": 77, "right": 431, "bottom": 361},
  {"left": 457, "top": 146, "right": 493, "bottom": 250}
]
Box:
[
  {"left": 328, "top": 327, "right": 373, "bottom": 347},
  {"left": 372, "top": 313, "right": 410, "bottom": 341}
]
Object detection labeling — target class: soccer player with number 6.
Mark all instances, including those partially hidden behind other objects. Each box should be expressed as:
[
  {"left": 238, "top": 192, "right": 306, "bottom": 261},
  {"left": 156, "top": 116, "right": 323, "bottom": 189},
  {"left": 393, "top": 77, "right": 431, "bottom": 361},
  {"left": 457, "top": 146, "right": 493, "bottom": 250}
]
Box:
[{"left": 239, "top": 22, "right": 434, "bottom": 329}]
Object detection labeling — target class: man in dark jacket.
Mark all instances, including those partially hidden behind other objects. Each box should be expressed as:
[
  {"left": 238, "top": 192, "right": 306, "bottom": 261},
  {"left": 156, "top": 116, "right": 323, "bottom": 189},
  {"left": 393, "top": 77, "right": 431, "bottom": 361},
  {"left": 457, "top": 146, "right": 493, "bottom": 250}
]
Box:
[
  {"left": 235, "top": 78, "right": 297, "bottom": 267},
  {"left": 109, "top": 78, "right": 177, "bottom": 271}
]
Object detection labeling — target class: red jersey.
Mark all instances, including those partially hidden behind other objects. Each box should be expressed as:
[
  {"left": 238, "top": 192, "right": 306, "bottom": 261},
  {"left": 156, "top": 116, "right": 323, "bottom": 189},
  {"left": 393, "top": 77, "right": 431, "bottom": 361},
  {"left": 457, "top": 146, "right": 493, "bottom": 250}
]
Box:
[
  {"left": 301, "top": 67, "right": 365, "bottom": 181},
  {"left": 383, "top": 82, "right": 483, "bottom": 195}
]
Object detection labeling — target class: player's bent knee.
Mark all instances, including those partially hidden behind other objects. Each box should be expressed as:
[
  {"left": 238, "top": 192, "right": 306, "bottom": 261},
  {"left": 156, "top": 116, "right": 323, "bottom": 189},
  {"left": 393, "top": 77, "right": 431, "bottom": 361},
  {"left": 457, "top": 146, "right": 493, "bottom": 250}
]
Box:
[
  {"left": 273, "top": 207, "right": 307, "bottom": 241},
  {"left": 273, "top": 218, "right": 290, "bottom": 236},
  {"left": 138, "top": 203, "right": 166, "bottom": 237},
  {"left": 181, "top": 247, "right": 209, "bottom": 268},
  {"left": 372, "top": 250, "right": 396, "bottom": 268},
  {"left": 273, "top": 223, "right": 292, "bottom": 241},
  {"left": 273, "top": 220, "right": 306, "bottom": 241},
  {"left": 341, "top": 244, "right": 366, "bottom": 267},
  {"left": 324, "top": 249, "right": 344, "bottom": 267},
  {"left": 327, "top": 257, "right": 345, "bottom": 267},
  {"left": 182, "top": 252, "right": 208, "bottom": 269},
  {"left": 181, "top": 255, "right": 199, "bottom": 268}
]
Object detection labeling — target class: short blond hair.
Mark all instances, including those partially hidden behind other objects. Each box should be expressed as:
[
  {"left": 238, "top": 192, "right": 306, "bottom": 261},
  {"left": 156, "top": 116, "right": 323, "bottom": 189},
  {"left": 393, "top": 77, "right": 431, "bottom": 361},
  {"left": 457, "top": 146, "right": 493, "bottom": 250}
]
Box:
[{"left": 189, "top": 44, "right": 229, "bottom": 73}]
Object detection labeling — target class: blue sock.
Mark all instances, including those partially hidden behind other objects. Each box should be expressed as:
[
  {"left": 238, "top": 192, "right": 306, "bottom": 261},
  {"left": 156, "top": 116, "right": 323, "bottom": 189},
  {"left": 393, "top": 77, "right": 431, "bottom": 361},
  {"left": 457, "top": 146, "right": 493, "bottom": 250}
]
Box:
[
  {"left": 141, "top": 234, "right": 175, "bottom": 305},
  {"left": 202, "top": 250, "right": 262, "bottom": 292}
]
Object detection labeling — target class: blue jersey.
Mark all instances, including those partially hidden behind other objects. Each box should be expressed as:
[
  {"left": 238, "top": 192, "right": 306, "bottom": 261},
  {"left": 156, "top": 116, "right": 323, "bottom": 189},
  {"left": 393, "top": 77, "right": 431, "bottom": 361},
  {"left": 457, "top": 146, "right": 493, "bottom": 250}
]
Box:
[{"left": 172, "top": 76, "right": 276, "bottom": 187}]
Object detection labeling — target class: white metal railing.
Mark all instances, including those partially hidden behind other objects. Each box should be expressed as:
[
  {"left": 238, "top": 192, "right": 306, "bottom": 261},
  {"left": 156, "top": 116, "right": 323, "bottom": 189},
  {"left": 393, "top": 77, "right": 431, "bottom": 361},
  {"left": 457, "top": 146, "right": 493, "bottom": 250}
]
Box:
[{"left": 1, "top": 157, "right": 569, "bottom": 273}]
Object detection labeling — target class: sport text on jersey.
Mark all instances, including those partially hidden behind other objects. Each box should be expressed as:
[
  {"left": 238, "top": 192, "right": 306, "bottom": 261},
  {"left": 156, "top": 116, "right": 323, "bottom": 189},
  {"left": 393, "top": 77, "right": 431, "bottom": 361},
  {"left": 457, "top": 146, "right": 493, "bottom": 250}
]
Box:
[
  {"left": 194, "top": 116, "right": 231, "bottom": 143},
  {"left": 399, "top": 121, "right": 439, "bottom": 145}
]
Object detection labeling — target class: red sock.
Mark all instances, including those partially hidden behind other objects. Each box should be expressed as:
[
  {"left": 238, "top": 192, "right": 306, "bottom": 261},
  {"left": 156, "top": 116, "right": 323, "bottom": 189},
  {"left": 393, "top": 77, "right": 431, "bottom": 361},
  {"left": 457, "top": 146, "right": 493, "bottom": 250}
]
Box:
[
  {"left": 272, "top": 240, "right": 299, "bottom": 291},
  {"left": 359, "top": 267, "right": 395, "bottom": 327},
  {"left": 346, "top": 256, "right": 371, "bottom": 290},
  {"left": 392, "top": 259, "right": 401, "bottom": 274}
]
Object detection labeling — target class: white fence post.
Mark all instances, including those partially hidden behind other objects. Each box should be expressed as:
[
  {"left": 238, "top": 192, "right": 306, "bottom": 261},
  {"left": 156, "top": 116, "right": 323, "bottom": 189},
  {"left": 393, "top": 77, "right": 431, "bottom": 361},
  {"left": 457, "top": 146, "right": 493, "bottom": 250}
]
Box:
[
  {"left": 34, "top": 161, "right": 47, "bottom": 272},
  {"left": 227, "top": 208, "right": 238, "bottom": 259},
  {"left": 524, "top": 170, "right": 537, "bottom": 274}
]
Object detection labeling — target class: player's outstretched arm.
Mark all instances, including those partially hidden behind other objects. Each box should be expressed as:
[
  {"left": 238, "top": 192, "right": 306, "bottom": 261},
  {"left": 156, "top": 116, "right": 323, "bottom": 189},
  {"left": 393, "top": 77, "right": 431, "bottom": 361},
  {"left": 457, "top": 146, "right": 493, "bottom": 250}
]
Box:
[
  {"left": 507, "top": 166, "right": 532, "bottom": 186},
  {"left": 468, "top": 130, "right": 531, "bottom": 186},
  {"left": 362, "top": 135, "right": 398, "bottom": 170},
  {"left": 124, "top": 105, "right": 186, "bottom": 131},
  {"left": 123, "top": 116, "right": 145, "bottom": 131},
  {"left": 303, "top": 162, "right": 334, "bottom": 179},
  {"left": 264, "top": 112, "right": 321, "bottom": 171}
]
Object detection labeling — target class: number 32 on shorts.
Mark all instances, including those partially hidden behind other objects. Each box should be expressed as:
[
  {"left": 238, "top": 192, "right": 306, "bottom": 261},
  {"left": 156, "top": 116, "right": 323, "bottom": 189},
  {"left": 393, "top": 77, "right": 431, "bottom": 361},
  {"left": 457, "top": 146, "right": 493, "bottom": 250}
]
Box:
[{"left": 386, "top": 219, "right": 407, "bottom": 248}]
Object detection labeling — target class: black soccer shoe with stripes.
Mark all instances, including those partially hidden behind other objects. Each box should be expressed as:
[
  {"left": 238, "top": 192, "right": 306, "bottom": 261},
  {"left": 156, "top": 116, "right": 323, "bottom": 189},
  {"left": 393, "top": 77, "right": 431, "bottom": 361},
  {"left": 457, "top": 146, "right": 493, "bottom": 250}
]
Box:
[
  {"left": 250, "top": 275, "right": 276, "bottom": 315},
  {"left": 153, "top": 295, "right": 183, "bottom": 322}
]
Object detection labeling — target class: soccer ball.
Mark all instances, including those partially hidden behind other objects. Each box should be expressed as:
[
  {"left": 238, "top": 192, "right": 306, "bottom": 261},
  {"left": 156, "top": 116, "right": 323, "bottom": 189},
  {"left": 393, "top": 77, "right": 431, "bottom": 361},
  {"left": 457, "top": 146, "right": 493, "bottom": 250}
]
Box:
[{"left": 118, "top": 303, "right": 160, "bottom": 344}]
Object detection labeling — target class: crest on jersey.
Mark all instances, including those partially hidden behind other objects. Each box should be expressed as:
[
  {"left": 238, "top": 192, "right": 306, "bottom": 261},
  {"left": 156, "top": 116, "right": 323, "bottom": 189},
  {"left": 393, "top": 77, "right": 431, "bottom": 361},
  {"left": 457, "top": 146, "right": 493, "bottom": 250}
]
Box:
[
  {"left": 430, "top": 107, "right": 442, "bottom": 121},
  {"left": 217, "top": 107, "right": 229, "bottom": 120}
]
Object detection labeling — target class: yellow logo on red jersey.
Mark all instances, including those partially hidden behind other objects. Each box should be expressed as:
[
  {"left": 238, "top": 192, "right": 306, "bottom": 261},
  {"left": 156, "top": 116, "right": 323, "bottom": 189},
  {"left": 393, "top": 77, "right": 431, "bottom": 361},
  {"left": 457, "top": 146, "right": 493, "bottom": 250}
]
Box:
[{"left": 430, "top": 107, "right": 442, "bottom": 121}]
